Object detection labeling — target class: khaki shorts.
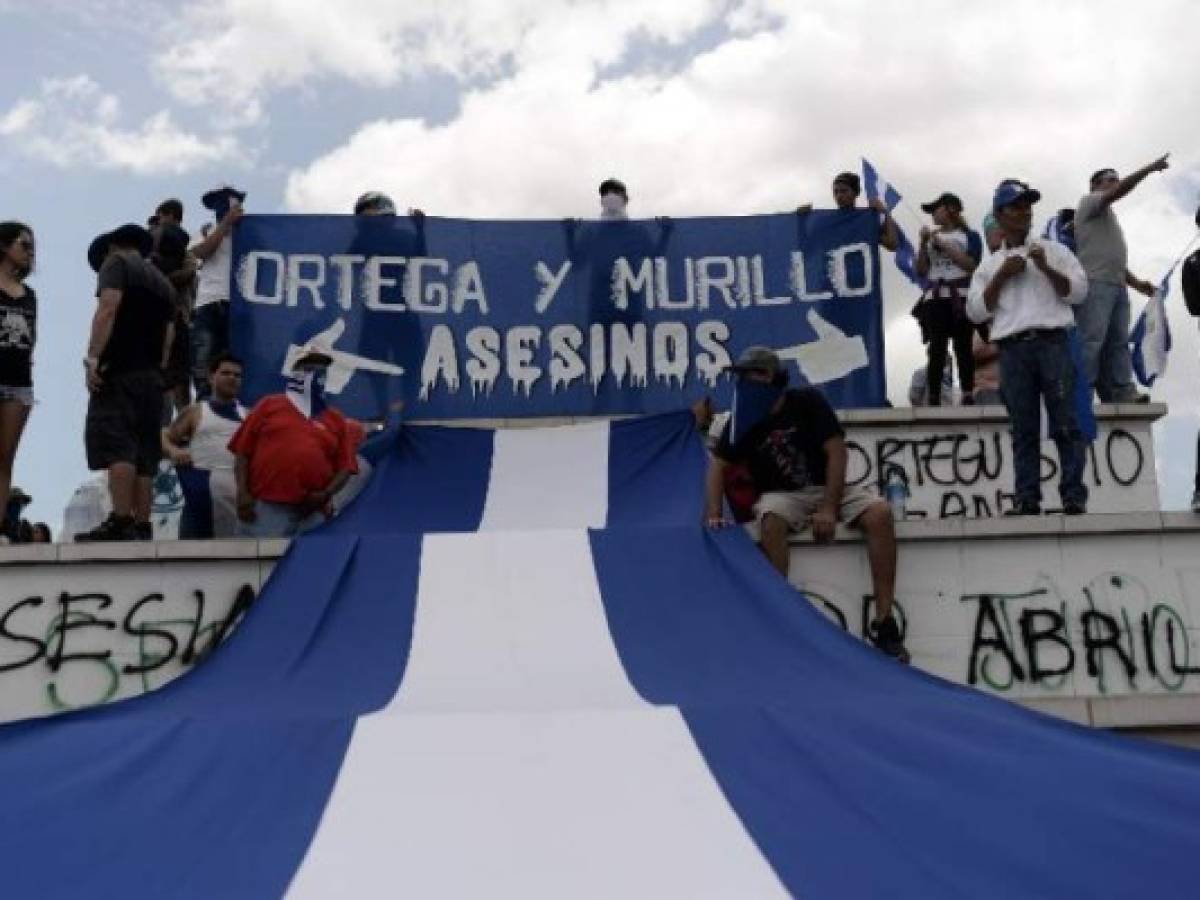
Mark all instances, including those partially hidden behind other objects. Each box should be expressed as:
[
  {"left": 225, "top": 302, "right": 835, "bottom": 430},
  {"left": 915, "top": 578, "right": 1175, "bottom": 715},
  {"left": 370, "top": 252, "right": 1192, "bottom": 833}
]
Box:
[{"left": 744, "top": 484, "right": 882, "bottom": 541}]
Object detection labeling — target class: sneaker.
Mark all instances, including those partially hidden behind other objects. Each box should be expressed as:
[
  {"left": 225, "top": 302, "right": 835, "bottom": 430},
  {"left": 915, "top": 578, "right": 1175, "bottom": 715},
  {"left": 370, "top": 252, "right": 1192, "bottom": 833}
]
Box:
[
  {"left": 1191, "top": 490, "right": 1200, "bottom": 514},
  {"left": 868, "top": 615, "right": 911, "bottom": 664},
  {"left": 75, "top": 513, "right": 138, "bottom": 542},
  {"left": 1062, "top": 501, "right": 1087, "bottom": 516},
  {"left": 1004, "top": 501, "right": 1041, "bottom": 516},
  {"left": 134, "top": 521, "right": 153, "bottom": 541}
]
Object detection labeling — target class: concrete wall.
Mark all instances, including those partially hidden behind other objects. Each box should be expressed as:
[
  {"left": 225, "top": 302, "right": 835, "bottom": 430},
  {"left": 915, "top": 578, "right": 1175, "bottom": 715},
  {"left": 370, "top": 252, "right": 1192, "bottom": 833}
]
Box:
[
  {"left": 791, "top": 512, "right": 1200, "bottom": 728},
  {"left": 0, "top": 541, "right": 282, "bottom": 722}
]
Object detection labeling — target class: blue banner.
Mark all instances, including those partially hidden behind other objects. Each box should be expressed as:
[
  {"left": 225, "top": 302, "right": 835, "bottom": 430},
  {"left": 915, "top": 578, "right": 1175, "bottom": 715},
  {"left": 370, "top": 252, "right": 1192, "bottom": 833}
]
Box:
[{"left": 230, "top": 212, "right": 885, "bottom": 419}]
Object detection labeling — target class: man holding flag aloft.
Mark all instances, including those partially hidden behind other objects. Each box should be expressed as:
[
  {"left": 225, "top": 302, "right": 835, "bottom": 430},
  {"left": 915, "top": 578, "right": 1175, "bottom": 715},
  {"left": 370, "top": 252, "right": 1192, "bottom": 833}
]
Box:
[{"left": 967, "top": 180, "right": 1089, "bottom": 516}]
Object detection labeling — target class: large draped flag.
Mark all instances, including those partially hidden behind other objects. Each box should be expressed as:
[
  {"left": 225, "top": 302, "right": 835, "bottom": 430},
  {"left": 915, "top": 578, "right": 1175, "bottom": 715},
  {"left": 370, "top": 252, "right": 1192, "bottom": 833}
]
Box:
[
  {"left": 2, "top": 413, "right": 1199, "bottom": 898},
  {"left": 861, "top": 158, "right": 929, "bottom": 290}
]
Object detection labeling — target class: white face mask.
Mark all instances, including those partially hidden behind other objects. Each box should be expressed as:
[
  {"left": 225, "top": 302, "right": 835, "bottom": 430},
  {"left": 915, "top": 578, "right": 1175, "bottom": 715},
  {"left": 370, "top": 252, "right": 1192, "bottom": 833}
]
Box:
[
  {"left": 600, "top": 192, "right": 628, "bottom": 219},
  {"left": 285, "top": 368, "right": 327, "bottom": 419}
]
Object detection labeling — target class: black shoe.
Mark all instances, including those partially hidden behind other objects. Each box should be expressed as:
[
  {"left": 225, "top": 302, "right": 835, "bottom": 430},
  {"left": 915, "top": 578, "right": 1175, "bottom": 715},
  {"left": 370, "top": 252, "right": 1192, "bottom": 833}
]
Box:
[
  {"left": 75, "top": 514, "right": 138, "bottom": 542},
  {"left": 134, "top": 521, "right": 153, "bottom": 541},
  {"left": 1062, "top": 501, "right": 1087, "bottom": 516},
  {"left": 961, "top": 394, "right": 976, "bottom": 406},
  {"left": 868, "top": 615, "right": 911, "bottom": 664},
  {"left": 1004, "top": 501, "right": 1041, "bottom": 516}
]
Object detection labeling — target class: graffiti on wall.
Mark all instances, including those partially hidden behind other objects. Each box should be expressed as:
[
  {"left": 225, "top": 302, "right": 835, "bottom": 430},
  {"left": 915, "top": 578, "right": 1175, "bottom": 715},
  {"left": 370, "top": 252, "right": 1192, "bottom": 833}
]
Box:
[
  {"left": 844, "top": 426, "right": 1149, "bottom": 518},
  {"left": 801, "top": 569, "right": 1197, "bottom": 697},
  {"left": 0, "top": 580, "right": 258, "bottom": 714}
]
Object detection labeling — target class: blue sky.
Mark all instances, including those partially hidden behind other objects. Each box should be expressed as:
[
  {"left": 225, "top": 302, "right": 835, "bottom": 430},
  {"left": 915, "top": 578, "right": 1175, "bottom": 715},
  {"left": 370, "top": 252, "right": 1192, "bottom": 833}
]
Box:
[{"left": 2, "top": 0, "right": 1198, "bottom": 527}]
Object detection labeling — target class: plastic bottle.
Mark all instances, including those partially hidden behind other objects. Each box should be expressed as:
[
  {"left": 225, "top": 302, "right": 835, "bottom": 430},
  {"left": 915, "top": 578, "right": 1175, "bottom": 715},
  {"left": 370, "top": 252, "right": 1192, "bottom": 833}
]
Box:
[
  {"left": 883, "top": 466, "right": 909, "bottom": 522},
  {"left": 62, "top": 480, "right": 108, "bottom": 542}
]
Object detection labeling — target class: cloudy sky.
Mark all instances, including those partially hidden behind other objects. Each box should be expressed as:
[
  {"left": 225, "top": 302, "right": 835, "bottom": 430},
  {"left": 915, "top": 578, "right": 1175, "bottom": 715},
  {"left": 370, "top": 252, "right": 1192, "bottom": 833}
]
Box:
[{"left": 2, "top": 0, "right": 1198, "bottom": 527}]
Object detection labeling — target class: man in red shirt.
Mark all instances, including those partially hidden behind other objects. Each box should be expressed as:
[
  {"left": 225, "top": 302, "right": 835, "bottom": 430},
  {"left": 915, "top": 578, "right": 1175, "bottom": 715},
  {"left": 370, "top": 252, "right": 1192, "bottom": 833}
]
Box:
[{"left": 229, "top": 347, "right": 358, "bottom": 538}]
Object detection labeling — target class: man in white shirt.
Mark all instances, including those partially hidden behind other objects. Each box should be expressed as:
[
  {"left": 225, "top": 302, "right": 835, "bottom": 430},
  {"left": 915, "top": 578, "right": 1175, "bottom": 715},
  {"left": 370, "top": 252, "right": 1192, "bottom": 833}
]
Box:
[
  {"left": 189, "top": 184, "right": 245, "bottom": 398},
  {"left": 966, "top": 179, "right": 1089, "bottom": 516}
]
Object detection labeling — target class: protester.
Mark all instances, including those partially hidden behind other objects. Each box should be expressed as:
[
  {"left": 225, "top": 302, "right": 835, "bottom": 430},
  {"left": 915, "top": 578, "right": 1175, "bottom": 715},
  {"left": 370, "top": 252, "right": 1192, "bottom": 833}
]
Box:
[
  {"left": 1073, "top": 155, "right": 1170, "bottom": 403},
  {"left": 970, "top": 332, "right": 1003, "bottom": 405},
  {"left": 162, "top": 352, "right": 246, "bottom": 538},
  {"left": 967, "top": 180, "right": 1089, "bottom": 515},
  {"left": 908, "top": 357, "right": 954, "bottom": 407},
  {"left": 831, "top": 171, "right": 898, "bottom": 251},
  {"left": 229, "top": 345, "right": 358, "bottom": 538},
  {"left": 704, "top": 347, "right": 909, "bottom": 662},
  {"left": 189, "top": 184, "right": 245, "bottom": 399},
  {"left": 30, "top": 522, "right": 50, "bottom": 543},
  {"left": 598, "top": 178, "right": 629, "bottom": 221},
  {"left": 78, "top": 223, "right": 175, "bottom": 541},
  {"left": 915, "top": 192, "right": 983, "bottom": 405},
  {"left": 150, "top": 222, "right": 195, "bottom": 418},
  {"left": 0, "top": 222, "right": 37, "bottom": 523},
  {"left": 155, "top": 198, "right": 184, "bottom": 229}
]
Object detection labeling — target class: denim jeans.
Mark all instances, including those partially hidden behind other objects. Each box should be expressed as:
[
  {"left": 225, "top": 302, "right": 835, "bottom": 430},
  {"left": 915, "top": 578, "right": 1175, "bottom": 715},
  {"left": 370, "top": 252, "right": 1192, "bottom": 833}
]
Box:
[
  {"left": 1073, "top": 281, "right": 1136, "bottom": 402},
  {"left": 998, "top": 331, "right": 1088, "bottom": 509},
  {"left": 236, "top": 500, "right": 324, "bottom": 539},
  {"left": 190, "top": 300, "right": 230, "bottom": 400}
]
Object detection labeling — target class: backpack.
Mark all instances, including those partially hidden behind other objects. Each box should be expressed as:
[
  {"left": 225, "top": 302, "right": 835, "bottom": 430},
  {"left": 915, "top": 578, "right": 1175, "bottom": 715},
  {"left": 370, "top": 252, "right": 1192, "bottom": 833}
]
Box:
[{"left": 1183, "top": 247, "right": 1200, "bottom": 317}]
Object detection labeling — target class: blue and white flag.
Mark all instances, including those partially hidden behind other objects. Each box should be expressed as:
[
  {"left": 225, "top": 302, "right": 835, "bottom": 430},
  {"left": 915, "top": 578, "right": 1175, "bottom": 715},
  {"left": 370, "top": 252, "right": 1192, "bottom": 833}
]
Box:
[
  {"left": 1130, "top": 278, "right": 1173, "bottom": 387},
  {"left": 862, "top": 158, "right": 929, "bottom": 291},
  {"left": 3, "top": 414, "right": 1200, "bottom": 897}
]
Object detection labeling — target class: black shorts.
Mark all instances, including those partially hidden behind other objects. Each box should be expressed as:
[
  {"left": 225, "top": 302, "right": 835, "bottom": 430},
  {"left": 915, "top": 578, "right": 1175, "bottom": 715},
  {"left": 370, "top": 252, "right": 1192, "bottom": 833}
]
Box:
[{"left": 85, "top": 370, "right": 164, "bottom": 476}]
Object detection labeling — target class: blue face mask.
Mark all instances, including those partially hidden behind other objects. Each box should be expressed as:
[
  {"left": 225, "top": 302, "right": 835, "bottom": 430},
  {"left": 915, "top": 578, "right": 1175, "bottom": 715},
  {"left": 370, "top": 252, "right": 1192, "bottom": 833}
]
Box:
[{"left": 730, "top": 377, "right": 784, "bottom": 444}]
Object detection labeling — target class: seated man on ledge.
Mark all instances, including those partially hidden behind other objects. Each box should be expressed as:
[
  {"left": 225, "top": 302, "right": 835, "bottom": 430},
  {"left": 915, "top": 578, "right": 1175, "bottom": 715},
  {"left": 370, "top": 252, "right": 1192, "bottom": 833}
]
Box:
[
  {"left": 229, "top": 345, "right": 358, "bottom": 538},
  {"left": 704, "top": 347, "right": 909, "bottom": 663}
]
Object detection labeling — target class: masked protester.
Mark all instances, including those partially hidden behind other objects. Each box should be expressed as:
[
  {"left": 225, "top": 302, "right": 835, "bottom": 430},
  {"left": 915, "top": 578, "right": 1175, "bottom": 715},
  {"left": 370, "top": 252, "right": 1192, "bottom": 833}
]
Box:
[
  {"left": 704, "top": 347, "right": 909, "bottom": 662},
  {"left": 228, "top": 344, "right": 359, "bottom": 538},
  {"left": 598, "top": 177, "right": 629, "bottom": 221}
]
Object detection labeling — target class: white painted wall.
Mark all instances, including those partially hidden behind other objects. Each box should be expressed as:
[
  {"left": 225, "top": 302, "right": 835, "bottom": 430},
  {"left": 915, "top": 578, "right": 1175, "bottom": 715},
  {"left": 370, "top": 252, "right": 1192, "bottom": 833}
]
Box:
[
  {"left": 0, "top": 543, "right": 278, "bottom": 722},
  {"left": 840, "top": 403, "right": 1161, "bottom": 518}
]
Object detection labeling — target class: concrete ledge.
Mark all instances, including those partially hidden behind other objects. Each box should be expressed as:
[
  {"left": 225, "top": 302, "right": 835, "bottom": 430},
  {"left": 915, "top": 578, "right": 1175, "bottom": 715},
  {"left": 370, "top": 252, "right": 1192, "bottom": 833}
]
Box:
[{"left": 0, "top": 538, "right": 291, "bottom": 565}]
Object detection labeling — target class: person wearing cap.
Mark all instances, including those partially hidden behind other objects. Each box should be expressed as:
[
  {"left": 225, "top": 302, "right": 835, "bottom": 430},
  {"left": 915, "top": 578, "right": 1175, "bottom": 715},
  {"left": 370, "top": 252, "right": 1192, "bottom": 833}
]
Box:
[
  {"left": 705, "top": 347, "right": 909, "bottom": 662},
  {"left": 79, "top": 222, "right": 176, "bottom": 541},
  {"left": 598, "top": 178, "right": 629, "bottom": 221},
  {"left": 966, "top": 179, "right": 1089, "bottom": 516},
  {"left": 915, "top": 192, "right": 984, "bottom": 405},
  {"left": 1074, "top": 154, "right": 1170, "bottom": 403},
  {"left": 189, "top": 184, "right": 245, "bottom": 399},
  {"left": 0, "top": 221, "right": 37, "bottom": 528},
  {"left": 228, "top": 347, "right": 359, "bottom": 538},
  {"left": 831, "top": 171, "right": 898, "bottom": 252}
]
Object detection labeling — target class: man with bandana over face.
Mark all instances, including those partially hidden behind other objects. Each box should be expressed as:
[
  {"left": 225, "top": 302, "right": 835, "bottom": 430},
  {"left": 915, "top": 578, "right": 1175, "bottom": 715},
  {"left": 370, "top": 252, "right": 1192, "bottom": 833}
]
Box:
[
  {"left": 228, "top": 345, "right": 359, "bottom": 538},
  {"left": 705, "top": 347, "right": 909, "bottom": 662}
]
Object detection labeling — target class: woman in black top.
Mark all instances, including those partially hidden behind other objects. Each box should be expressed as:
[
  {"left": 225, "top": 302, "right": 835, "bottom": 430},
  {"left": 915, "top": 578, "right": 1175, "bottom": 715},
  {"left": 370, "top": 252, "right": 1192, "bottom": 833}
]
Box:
[{"left": 0, "top": 221, "right": 36, "bottom": 521}]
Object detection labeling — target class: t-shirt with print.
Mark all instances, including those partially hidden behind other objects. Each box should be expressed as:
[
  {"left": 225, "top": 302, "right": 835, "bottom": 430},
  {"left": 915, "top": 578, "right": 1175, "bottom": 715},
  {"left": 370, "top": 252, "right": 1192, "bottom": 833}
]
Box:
[
  {"left": 1074, "top": 191, "right": 1127, "bottom": 285},
  {"left": 0, "top": 285, "right": 36, "bottom": 388},
  {"left": 227, "top": 395, "right": 359, "bottom": 505},
  {"left": 713, "top": 388, "right": 844, "bottom": 492},
  {"left": 927, "top": 229, "right": 983, "bottom": 282},
  {"left": 95, "top": 251, "right": 175, "bottom": 375}
]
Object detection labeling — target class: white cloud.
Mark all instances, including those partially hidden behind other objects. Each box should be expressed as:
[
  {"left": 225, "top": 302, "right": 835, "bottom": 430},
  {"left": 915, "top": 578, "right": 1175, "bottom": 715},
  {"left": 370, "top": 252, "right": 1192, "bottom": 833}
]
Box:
[
  {"left": 0, "top": 73, "right": 238, "bottom": 175},
  {"left": 154, "top": 0, "right": 725, "bottom": 123},
  {"left": 269, "top": 0, "right": 1200, "bottom": 406}
]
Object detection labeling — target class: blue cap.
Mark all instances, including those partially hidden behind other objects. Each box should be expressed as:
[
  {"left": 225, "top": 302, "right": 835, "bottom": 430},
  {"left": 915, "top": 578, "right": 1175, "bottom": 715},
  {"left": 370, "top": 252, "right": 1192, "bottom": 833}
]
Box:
[{"left": 992, "top": 179, "right": 1041, "bottom": 213}]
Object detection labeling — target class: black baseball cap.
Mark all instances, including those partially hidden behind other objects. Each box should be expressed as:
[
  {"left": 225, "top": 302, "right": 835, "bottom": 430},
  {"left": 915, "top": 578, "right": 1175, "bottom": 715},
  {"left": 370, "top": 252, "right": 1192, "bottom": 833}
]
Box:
[
  {"left": 87, "top": 223, "right": 153, "bottom": 273},
  {"left": 921, "top": 192, "right": 963, "bottom": 214}
]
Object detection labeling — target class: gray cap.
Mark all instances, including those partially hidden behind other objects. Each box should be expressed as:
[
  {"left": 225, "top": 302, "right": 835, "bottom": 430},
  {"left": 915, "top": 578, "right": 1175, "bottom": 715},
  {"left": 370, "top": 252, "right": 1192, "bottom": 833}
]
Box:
[{"left": 726, "top": 346, "right": 781, "bottom": 377}]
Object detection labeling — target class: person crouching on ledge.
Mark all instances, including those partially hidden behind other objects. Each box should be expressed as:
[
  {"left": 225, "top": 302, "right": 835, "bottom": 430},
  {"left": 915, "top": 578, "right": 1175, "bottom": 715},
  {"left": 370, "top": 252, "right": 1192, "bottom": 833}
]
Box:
[{"left": 704, "top": 346, "right": 909, "bottom": 663}]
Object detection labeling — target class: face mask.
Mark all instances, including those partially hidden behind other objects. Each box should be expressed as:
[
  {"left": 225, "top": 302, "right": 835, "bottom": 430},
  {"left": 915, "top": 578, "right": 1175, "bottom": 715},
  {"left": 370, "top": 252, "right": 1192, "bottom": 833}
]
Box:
[
  {"left": 211, "top": 198, "right": 230, "bottom": 222},
  {"left": 285, "top": 368, "right": 328, "bottom": 419},
  {"left": 730, "top": 377, "right": 784, "bottom": 444},
  {"left": 600, "top": 193, "right": 628, "bottom": 220}
]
